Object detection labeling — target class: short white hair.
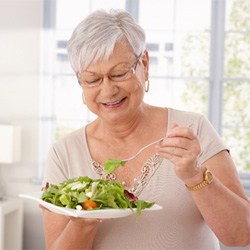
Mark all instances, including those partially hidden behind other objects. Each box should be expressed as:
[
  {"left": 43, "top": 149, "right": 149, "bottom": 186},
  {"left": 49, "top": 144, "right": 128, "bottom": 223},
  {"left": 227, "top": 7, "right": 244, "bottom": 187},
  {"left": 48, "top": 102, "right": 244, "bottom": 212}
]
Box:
[{"left": 67, "top": 9, "right": 146, "bottom": 73}]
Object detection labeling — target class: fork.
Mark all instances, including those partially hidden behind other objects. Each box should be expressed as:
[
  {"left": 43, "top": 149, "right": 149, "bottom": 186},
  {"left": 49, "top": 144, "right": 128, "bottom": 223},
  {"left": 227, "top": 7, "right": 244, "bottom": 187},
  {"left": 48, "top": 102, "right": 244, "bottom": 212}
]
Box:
[
  {"left": 121, "top": 137, "right": 165, "bottom": 163},
  {"left": 121, "top": 123, "right": 194, "bottom": 163},
  {"left": 103, "top": 124, "right": 194, "bottom": 174}
]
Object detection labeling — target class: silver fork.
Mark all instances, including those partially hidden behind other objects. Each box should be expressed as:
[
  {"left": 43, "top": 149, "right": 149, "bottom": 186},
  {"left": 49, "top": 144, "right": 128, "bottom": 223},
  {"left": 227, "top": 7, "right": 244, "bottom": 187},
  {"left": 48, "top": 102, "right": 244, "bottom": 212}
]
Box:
[
  {"left": 121, "top": 137, "right": 165, "bottom": 163},
  {"left": 120, "top": 124, "right": 194, "bottom": 163}
]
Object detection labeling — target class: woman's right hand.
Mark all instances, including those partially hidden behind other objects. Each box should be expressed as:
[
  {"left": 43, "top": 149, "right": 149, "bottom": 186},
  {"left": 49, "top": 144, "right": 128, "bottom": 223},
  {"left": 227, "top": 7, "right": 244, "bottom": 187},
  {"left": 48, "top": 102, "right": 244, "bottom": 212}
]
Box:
[
  {"left": 41, "top": 205, "right": 99, "bottom": 250},
  {"left": 40, "top": 203, "right": 106, "bottom": 225},
  {"left": 69, "top": 215, "right": 104, "bottom": 225}
]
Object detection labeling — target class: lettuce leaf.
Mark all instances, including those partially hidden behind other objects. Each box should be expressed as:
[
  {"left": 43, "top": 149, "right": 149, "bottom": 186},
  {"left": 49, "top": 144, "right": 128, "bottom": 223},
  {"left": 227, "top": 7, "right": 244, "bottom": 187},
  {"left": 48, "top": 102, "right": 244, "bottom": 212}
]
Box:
[{"left": 103, "top": 159, "right": 125, "bottom": 174}]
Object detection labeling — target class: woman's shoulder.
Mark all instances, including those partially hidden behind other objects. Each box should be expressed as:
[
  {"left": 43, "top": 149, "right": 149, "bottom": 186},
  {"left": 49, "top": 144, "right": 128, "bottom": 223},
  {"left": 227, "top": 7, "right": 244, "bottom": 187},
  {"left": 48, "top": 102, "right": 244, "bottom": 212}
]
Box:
[{"left": 167, "top": 107, "right": 205, "bottom": 126}]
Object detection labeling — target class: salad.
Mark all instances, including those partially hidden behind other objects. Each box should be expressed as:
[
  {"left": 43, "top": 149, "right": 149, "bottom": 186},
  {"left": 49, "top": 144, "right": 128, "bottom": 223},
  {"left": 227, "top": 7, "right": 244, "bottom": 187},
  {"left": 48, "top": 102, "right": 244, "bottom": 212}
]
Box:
[
  {"left": 103, "top": 159, "right": 125, "bottom": 174},
  {"left": 42, "top": 176, "right": 154, "bottom": 216}
]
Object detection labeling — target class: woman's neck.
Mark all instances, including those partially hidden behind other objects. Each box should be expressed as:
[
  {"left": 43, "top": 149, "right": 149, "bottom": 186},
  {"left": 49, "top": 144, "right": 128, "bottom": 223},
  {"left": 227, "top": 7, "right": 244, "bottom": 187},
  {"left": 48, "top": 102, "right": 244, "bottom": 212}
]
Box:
[{"left": 90, "top": 104, "right": 152, "bottom": 142}]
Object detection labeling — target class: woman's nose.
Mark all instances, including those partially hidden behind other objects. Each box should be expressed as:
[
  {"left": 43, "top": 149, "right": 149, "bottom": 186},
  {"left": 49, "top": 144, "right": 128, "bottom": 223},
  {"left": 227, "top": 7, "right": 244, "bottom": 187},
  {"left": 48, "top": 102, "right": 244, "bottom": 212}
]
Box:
[{"left": 101, "top": 77, "right": 119, "bottom": 95}]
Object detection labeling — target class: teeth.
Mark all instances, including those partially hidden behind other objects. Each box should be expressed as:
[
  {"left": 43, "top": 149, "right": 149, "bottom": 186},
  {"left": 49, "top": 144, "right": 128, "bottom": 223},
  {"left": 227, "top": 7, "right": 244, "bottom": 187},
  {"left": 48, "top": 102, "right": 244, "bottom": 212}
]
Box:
[{"left": 106, "top": 100, "right": 121, "bottom": 105}]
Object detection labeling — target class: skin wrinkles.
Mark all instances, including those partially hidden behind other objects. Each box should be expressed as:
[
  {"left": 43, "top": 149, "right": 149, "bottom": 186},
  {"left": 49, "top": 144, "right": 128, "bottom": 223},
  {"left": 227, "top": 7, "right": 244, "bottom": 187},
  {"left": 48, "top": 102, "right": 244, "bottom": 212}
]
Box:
[{"left": 81, "top": 43, "right": 149, "bottom": 127}]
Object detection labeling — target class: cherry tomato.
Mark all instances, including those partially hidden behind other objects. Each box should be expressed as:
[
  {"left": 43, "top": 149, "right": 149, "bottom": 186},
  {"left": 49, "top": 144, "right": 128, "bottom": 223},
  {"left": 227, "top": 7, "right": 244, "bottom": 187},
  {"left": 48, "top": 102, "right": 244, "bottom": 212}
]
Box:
[{"left": 83, "top": 200, "right": 98, "bottom": 210}]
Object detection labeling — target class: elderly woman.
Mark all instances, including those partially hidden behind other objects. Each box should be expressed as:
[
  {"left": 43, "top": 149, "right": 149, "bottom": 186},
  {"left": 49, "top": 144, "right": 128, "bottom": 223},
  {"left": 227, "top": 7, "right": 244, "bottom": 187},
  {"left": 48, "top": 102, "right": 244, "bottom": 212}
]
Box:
[{"left": 41, "top": 9, "right": 250, "bottom": 250}]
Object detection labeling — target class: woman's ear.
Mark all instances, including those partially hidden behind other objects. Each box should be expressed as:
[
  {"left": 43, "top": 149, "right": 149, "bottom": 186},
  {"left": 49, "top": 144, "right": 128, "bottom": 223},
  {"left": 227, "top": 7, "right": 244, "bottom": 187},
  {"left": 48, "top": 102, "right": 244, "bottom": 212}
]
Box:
[{"left": 141, "top": 50, "right": 149, "bottom": 80}]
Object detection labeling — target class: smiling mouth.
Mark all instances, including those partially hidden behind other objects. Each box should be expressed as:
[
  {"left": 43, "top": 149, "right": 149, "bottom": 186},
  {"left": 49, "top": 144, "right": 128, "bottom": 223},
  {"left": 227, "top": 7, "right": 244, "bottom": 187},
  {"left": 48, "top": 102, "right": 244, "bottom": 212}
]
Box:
[{"left": 103, "top": 97, "right": 126, "bottom": 108}]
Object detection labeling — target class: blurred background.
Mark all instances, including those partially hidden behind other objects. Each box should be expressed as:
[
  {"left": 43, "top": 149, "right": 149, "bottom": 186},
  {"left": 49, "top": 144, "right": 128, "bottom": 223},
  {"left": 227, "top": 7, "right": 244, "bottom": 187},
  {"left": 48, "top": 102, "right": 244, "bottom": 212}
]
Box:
[{"left": 0, "top": 0, "right": 249, "bottom": 249}]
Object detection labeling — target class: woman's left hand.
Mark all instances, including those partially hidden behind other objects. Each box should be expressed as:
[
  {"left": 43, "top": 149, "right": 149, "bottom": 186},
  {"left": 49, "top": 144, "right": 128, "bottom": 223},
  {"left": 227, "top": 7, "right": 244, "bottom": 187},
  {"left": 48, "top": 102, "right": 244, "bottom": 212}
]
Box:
[{"left": 156, "top": 123, "right": 202, "bottom": 183}]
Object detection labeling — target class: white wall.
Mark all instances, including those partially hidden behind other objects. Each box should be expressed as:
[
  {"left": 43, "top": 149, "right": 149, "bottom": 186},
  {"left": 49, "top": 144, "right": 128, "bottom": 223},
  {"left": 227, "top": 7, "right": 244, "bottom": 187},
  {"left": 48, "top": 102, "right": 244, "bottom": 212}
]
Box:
[{"left": 0, "top": 0, "right": 45, "bottom": 249}]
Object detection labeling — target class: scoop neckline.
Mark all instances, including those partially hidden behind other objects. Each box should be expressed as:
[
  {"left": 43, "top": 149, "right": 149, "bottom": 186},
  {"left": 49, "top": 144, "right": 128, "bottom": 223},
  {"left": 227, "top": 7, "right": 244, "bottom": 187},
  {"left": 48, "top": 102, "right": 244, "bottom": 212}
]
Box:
[{"left": 81, "top": 107, "right": 172, "bottom": 164}]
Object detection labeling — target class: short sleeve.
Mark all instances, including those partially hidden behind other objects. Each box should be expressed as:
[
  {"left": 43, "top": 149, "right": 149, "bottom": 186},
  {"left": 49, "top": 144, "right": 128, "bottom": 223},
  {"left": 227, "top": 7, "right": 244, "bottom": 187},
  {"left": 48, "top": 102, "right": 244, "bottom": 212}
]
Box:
[
  {"left": 196, "top": 115, "right": 228, "bottom": 165},
  {"left": 168, "top": 108, "right": 228, "bottom": 166}
]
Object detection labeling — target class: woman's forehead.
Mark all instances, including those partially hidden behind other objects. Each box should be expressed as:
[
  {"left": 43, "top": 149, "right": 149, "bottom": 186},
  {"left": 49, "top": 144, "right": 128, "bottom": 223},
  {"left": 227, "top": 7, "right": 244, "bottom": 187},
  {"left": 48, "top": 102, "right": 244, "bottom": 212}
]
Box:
[
  {"left": 103, "top": 42, "right": 135, "bottom": 63},
  {"left": 85, "top": 43, "right": 135, "bottom": 72}
]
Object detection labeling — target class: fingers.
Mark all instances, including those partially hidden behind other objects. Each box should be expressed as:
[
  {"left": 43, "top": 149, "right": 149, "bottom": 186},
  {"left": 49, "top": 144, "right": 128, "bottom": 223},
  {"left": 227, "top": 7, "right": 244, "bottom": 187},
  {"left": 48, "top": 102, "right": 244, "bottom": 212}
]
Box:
[
  {"left": 39, "top": 204, "right": 50, "bottom": 211},
  {"left": 157, "top": 124, "right": 198, "bottom": 155},
  {"left": 69, "top": 216, "right": 101, "bottom": 226},
  {"left": 160, "top": 136, "right": 191, "bottom": 151},
  {"left": 69, "top": 216, "right": 110, "bottom": 226},
  {"left": 155, "top": 123, "right": 201, "bottom": 182},
  {"left": 171, "top": 123, "right": 179, "bottom": 129},
  {"left": 167, "top": 123, "right": 195, "bottom": 140}
]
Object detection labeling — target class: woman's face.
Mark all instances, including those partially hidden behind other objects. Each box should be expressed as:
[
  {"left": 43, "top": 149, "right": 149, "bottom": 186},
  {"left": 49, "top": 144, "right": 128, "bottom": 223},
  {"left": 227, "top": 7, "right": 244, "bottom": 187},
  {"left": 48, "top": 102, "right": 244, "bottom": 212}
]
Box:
[{"left": 79, "top": 42, "right": 149, "bottom": 124}]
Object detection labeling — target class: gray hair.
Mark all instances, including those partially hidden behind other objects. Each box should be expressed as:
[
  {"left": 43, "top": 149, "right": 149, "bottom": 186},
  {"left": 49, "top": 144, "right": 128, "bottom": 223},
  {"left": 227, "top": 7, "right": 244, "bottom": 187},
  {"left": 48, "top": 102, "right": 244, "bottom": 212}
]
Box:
[{"left": 67, "top": 9, "right": 146, "bottom": 73}]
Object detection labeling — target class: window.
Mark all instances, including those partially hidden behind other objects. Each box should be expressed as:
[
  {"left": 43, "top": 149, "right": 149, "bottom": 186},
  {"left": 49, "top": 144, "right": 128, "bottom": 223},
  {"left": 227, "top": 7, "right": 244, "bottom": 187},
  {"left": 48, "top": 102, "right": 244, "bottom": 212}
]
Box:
[
  {"left": 40, "top": 0, "right": 250, "bottom": 194},
  {"left": 223, "top": 0, "right": 250, "bottom": 174}
]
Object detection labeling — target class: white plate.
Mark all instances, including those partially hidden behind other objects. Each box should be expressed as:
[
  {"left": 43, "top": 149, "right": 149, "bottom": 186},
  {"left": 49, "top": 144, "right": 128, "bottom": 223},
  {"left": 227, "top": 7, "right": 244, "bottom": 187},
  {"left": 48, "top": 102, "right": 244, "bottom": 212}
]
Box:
[{"left": 19, "top": 192, "right": 162, "bottom": 218}]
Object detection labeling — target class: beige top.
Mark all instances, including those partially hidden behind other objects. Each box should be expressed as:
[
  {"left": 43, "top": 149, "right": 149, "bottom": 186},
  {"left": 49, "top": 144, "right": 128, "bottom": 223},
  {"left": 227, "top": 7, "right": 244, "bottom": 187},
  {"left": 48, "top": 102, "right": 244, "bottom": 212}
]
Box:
[{"left": 43, "top": 108, "right": 227, "bottom": 250}]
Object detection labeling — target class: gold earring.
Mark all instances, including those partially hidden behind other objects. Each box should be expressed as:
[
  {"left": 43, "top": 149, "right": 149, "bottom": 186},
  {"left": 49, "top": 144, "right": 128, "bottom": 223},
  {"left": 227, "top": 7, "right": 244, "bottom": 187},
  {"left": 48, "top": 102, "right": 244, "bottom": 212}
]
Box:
[
  {"left": 82, "top": 92, "right": 86, "bottom": 105},
  {"left": 145, "top": 80, "right": 150, "bottom": 92}
]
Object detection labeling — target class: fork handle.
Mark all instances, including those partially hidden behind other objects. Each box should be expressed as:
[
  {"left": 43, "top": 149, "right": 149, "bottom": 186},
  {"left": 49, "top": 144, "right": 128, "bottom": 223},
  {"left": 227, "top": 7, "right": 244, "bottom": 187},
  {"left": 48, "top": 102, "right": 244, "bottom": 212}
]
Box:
[{"left": 122, "top": 137, "right": 165, "bottom": 162}]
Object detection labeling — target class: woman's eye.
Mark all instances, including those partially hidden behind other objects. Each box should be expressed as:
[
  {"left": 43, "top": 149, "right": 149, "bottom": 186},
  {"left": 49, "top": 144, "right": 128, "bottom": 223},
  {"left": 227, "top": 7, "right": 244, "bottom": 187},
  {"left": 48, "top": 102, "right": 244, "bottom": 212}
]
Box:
[
  {"left": 111, "top": 71, "right": 128, "bottom": 79},
  {"left": 86, "top": 79, "right": 101, "bottom": 84}
]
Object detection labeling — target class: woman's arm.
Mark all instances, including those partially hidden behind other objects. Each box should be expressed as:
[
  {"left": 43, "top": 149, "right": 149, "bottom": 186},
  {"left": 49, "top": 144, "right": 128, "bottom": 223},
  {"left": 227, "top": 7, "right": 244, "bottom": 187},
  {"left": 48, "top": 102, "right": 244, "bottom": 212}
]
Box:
[
  {"left": 157, "top": 125, "right": 250, "bottom": 247},
  {"left": 42, "top": 207, "right": 99, "bottom": 250},
  {"left": 188, "top": 151, "right": 250, "bottom": 246}
]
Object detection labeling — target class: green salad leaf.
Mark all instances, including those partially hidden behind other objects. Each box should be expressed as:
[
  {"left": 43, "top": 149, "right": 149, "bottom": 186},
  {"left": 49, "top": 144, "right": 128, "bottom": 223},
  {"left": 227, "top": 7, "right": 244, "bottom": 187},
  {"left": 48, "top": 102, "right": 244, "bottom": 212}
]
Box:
[
  {"left": 42, "top": 176, "right": 154, "bottom": 217},
  {"left": 103, "top": 159, "right": 125, "bottom": 174}
]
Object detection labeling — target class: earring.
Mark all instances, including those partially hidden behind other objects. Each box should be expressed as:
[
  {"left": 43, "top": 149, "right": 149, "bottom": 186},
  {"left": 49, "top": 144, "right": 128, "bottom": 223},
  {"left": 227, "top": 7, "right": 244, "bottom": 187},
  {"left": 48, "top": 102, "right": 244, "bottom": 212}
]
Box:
[
  {"left": 145, "top": 80, "right": 150, "bottom": 92},
  {"left": 82, "top": 92, "right": 86, "bottom": 105}
]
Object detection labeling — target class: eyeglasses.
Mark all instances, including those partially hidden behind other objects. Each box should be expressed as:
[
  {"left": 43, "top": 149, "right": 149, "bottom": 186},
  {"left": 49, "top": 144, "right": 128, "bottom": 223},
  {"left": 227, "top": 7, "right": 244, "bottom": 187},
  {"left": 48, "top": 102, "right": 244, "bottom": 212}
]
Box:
[{"left": 77, "top": 59, "right": 140, "bottom": 88}]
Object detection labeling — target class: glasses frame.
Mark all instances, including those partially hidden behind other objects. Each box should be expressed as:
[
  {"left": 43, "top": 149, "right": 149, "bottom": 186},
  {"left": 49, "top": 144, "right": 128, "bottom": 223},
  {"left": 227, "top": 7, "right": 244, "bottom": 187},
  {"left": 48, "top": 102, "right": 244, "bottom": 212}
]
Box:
[{"left": 77, "top": 57, "right": 141, "bottom": 88}]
